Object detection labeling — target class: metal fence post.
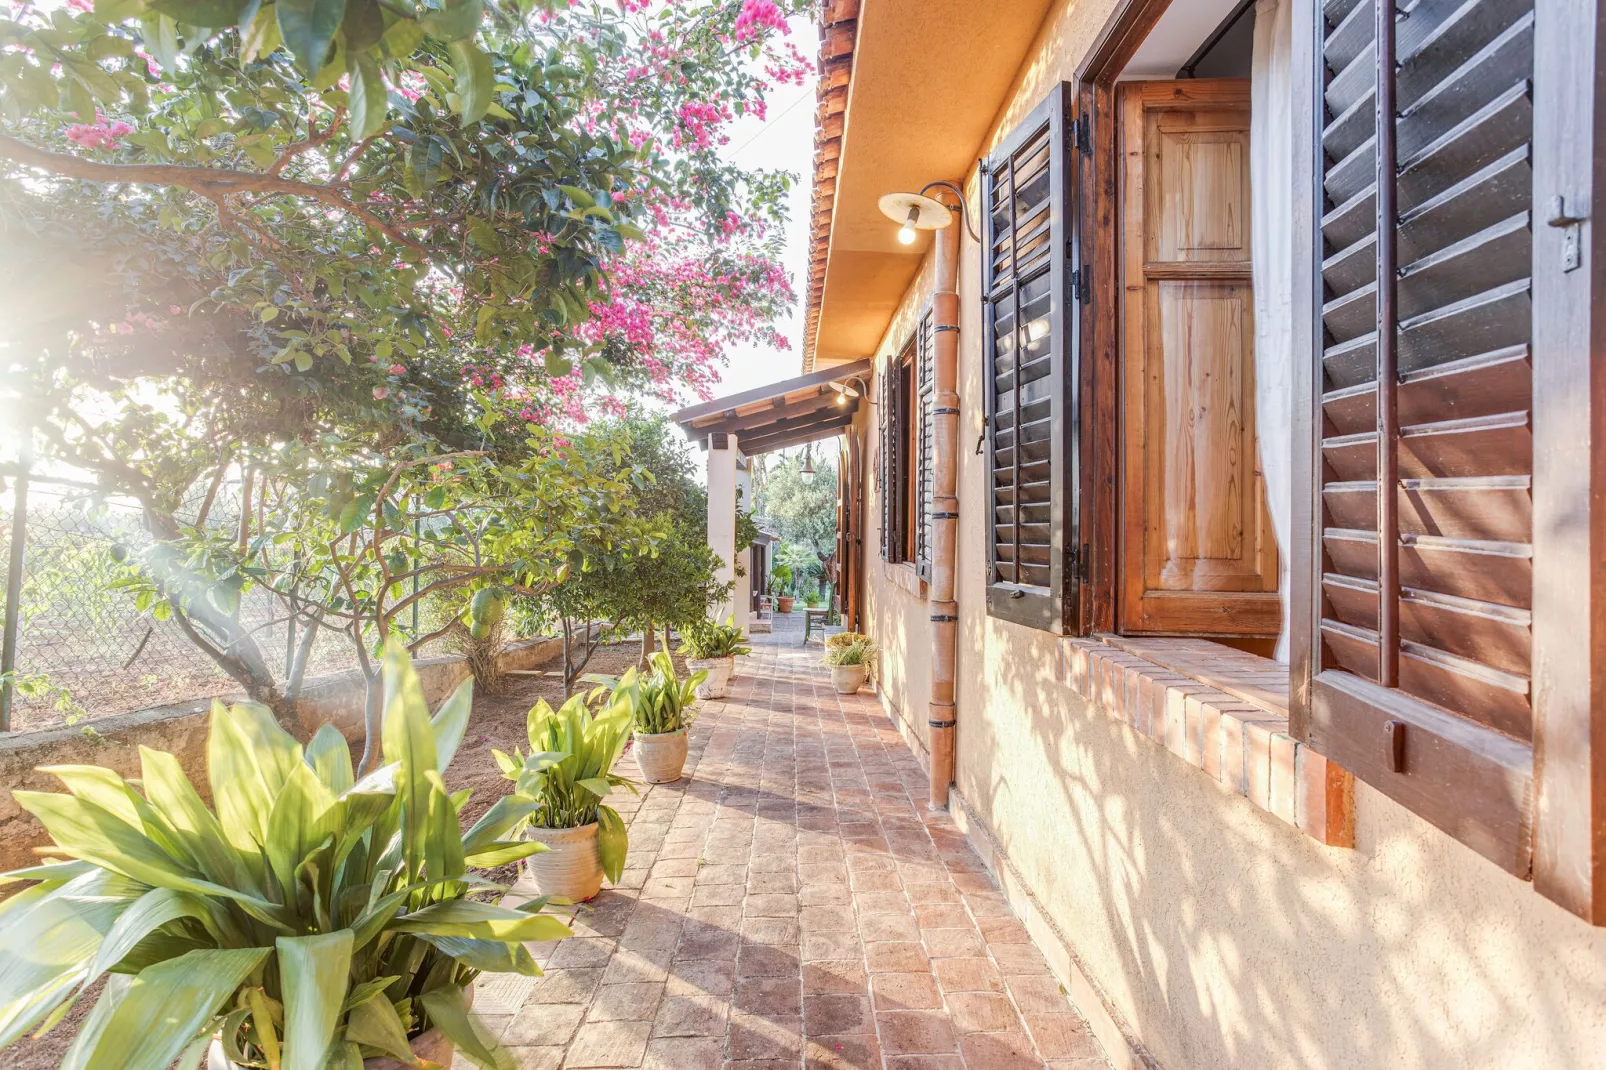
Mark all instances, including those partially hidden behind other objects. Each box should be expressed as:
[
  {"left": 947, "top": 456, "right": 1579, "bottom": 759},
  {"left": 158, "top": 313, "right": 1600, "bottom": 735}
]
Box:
[{"left": 1, "top": 432, "right": 32, "bottom": 732}]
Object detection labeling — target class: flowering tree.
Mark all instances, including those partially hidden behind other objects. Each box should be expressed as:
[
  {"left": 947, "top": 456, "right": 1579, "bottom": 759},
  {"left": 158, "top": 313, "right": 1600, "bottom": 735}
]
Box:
[{"left": 0, "top": 0, "right": 810, "bottom": 726}]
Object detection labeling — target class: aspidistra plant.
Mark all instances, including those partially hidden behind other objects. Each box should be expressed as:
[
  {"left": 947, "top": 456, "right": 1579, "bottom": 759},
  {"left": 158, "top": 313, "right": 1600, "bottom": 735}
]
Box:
[{"left": 0, "top": 639, "right": 565, "bottom": 1070}]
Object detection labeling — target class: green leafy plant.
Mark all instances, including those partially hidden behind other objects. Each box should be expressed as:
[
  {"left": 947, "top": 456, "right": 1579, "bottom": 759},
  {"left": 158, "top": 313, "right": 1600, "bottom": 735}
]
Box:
[
  {"left": 0, "top": 640, "right": 568, "bottom": 1070},
  {"left": 803, "top": 591, "right": 825, "bottom": 609},
  {"left": 825, "top": 634, "right": 877, "bottom": 670},
  {"left": 591, "top": 653, "right": 706, "bottom": 736},
  {"left": 493, "top": 691, "right": 637, "bottom": 884},
  {"left": 677, "top": 617, "right": 752, "bottom": 660}
]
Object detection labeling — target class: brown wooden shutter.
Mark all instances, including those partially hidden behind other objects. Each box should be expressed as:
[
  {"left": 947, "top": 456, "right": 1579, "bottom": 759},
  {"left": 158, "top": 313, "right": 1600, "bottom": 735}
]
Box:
[
  {"left": 1302, "top": 0, "right": 1541, "bottom": 873},
  {"left": 983, "top": 82, "right": 1079, "bottom": 632},
  {"left": 915, "top": 304, "right": 935, "bottom": 580},
  {"left": 878, "top": 362, "right": 894, "bottom": 561}
]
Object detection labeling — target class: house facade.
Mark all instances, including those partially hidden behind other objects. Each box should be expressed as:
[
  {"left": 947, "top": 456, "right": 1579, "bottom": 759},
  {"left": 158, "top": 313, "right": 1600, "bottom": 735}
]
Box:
[{"left": 684, "top": 0, "right": 1606, "bottom": 1066}]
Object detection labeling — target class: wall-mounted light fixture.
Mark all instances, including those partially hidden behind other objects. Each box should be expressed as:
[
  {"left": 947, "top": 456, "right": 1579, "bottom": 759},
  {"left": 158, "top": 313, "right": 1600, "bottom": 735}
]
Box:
[{"left": 876, "top": 181, "right": 980, "bottom": 245}]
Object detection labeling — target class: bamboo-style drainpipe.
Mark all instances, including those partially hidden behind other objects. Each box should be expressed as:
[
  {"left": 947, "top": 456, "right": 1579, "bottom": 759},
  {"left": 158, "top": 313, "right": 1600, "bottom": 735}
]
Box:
[{"left": 927, "top": 212, "right": 961, "bottom": 809}]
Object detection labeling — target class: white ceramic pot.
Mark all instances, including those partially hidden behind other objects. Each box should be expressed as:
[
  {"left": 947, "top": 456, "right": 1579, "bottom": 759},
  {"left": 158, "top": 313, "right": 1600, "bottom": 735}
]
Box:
[
  {"left": 831, "top": 663, "right": 868, "bottom": 695},
  {"left": 634, "top": 727, "right": 689, "bottom": 783},
  {"left": 687, "top": 656, "right": 733, "bottom": 699},
  {"left": 523, "top": 821, "right": 604, "bottom": 901}
]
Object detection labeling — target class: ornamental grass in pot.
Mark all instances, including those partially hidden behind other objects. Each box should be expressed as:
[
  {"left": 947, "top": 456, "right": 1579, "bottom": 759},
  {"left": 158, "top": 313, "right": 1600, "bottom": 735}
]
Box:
[
  {"left": 0, "top": 640, "right": 567, "bottom": 1070},
  {"left": 678, "top": 617, "right": 751, "bottom": 700},
  {"left": 825, "top": 632, "right": 877, "bottom": 694},
  {"left": 494, "top": 689, "right": 636, "bottom": 903},
  {"left": 592, "top": 652, "right": 705, "bottom": 784}
]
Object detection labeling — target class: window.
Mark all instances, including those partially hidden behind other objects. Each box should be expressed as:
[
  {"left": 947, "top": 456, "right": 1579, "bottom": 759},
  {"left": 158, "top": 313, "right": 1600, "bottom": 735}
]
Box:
[
  {"left": 982, "top": 82, "right": 1080, "bottom": 632},
  {"left": 878, "top": 340, "right": 917, "bottom": 564},
  {"left": 1296, "top": 0, "right": 1606, "bottom": 920}
]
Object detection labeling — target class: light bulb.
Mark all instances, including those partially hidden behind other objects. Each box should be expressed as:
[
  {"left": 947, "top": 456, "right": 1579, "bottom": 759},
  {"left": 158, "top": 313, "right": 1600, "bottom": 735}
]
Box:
[
  {"left": 836, "top": 393, "right": 847, "bottom": 406},
  {"left": 897, "top": 204, "right": 920, "bottom": 245}
]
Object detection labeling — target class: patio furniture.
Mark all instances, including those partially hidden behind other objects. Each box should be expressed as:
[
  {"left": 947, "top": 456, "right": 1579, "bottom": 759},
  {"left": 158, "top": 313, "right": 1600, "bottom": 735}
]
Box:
[{"left": 803, "top": 606, "right": 829, "bottom": 646}]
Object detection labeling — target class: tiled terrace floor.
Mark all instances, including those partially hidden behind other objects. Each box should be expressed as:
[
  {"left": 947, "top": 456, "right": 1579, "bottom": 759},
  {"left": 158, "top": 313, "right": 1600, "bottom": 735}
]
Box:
[{"left": 466, "top": 613, "right": 1108, "bottom": 1069}]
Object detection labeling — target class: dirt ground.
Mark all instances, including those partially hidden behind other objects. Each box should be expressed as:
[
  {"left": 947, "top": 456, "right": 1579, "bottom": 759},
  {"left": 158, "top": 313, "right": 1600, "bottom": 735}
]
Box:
[{"left": 7, "top": 638, "right": 664, "bottom": 1070}]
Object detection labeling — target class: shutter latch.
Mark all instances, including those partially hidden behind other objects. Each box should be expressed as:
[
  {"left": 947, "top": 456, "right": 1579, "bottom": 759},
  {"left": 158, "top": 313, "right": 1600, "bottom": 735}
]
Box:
[
  {"left": 1071, "top": 114, "right": 1091, "bottom": 156},
  {"left": 1548, "top": 195, "right": 1587, "bottom": 273}
]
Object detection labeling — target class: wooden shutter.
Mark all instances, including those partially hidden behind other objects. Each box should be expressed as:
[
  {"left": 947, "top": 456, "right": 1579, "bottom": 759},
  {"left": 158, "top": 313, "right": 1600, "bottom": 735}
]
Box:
[
  {"left": 915, "top": 304, "right": 935, "bottom": 580},
  {"left": 1303, "top": 0, "right": 1541, "bottom": 872},
  {"left": 878, "top": 362, "right": 894, "bottom": 561},
  {"left": 983, "top": 82, "right": 1079, "bottom": 633}
]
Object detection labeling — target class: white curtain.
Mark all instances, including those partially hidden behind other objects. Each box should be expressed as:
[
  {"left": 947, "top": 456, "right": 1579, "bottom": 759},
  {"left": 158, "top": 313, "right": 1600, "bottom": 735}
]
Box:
[{"left": 1251, "top": 0, "right": 1294, "bottom": 662}]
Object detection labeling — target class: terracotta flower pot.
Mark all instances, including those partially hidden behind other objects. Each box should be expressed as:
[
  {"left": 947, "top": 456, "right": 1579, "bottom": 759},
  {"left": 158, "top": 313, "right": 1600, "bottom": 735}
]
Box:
[
  {"left": 523, "top": 822, "right": 604, "bottom": 902},
  {"left": 208, "top": 991, "right": 465, "bottom": 1068},
  {"left": 830, "top": 663, "right": 868, "bottom": 695},
  {"left": 635, "top": 727, "right": 689, "bottom": 783},
  {"left": 777, "top": 596, "right": 794, "bottom": 613},
  {"left": 687, "top": 656, "right": 733, "bottom": 699}
]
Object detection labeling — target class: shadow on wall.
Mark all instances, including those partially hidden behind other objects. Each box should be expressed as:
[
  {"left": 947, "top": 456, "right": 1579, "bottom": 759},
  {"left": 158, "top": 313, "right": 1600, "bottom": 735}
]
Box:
[{"left": 962, "top": 619, "right": 1606, "bottom": 1070}]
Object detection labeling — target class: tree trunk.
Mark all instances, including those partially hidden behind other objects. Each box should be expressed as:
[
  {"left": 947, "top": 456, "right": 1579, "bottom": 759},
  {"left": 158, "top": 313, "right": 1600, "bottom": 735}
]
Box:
[
  {"left": 355, "top": 670, "right": 384, "bottom": 775},
  {"left": 639, "top": 622, "right": 655, "bottom": 667}
]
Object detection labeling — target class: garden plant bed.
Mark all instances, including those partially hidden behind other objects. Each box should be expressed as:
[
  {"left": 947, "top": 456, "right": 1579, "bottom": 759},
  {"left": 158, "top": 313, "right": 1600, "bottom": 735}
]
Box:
[{"left": 5, "top": 639, "right": 678, "bottom": 1070}]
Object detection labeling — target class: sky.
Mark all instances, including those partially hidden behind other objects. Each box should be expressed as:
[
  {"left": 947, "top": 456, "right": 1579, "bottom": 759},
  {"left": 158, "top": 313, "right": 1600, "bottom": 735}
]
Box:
[{"left": 709, "top": 13, "right": 818, "bottom": 400}]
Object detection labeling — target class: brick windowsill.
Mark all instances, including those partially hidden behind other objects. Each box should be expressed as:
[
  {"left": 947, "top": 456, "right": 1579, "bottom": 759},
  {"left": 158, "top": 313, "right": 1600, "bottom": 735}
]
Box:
[{"left": 1063, "top": 636, "right": 1354, "bottom": 847}]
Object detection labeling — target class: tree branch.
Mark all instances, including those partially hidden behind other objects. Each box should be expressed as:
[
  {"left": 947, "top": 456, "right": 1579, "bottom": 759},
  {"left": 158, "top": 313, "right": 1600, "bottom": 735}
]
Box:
[
  {"left": 269, "top": 109, "right": 344, "bottom": 176},
  {"left": 0, "top": 133, "right": 426, "bottom": 251}
]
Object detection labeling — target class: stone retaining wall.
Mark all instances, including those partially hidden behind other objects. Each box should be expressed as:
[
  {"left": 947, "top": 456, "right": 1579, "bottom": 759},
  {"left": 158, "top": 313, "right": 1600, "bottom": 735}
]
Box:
[{"left": 0, "top": 634, "right": 570, "bottom": 872}]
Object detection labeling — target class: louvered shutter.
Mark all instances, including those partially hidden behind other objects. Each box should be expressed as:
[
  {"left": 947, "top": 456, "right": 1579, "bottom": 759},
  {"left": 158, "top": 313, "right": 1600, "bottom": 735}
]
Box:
[
  {"left": 1305, "top": 0, "right": 1539, "bottom": 871},
  {"left": 983, "top": 82, "right": 1078, "bottom": 632},
  {"left": 915, "top": 305, "right": 935, "bottom": 580},
  {"left": 878, "top": 363, "right": 893, "bottom": 561}
]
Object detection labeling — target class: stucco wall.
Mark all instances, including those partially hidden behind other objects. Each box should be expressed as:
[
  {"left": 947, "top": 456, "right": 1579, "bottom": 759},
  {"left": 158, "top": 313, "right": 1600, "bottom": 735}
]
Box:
[
  {"left": 860, "top": 263, "right": 938, "bottom": 759},
  {"left": 848, "top": 0, "right": 1606, "bottom": 1067}
]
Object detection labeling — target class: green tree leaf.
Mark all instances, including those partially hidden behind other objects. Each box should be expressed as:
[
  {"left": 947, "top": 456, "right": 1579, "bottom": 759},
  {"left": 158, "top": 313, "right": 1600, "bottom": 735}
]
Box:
[
  {"left": 421, "top": 0, "right": 482, "bottom": 41},
  {"left": 277, "top": 930, "right": 354, "bottom": 1070},
  {"left": 449, "top": 39, "right": 492, "bottom": 124},
  {"left": 348, "top": 54, "right": 387, "bottom": 139},
  {"left": 276, "top": 0, "right": 346, "bottom": 73}
]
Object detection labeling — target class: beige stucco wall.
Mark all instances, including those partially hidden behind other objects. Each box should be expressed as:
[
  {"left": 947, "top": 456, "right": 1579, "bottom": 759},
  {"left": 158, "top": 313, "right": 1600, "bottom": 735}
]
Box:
[
  {"left": 859, "top": 263, "right": 939, "bottom": 760},
  {"left": 847, "top": 0, "right": 1606, "bottom": 1067}
]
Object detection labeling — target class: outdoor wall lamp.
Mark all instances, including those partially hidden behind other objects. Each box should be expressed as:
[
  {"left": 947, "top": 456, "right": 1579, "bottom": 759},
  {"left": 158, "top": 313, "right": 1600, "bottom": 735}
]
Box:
[
  {"left": 876, "top": 181, "right": 980, "bottom": 244},
  {"left": 828, "top": 376, "right": 868, "bottom": 406}
]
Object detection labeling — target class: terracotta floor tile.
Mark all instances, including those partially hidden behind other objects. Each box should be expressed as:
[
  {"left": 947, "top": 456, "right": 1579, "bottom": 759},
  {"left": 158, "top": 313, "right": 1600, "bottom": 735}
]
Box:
[{"left": 492, "top": 617, "right": 1104, "bottom": 1070}]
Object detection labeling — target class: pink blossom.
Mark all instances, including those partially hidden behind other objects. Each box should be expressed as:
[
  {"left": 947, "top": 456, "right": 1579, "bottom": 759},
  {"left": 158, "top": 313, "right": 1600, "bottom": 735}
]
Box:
[
  {"left": 373, "top": 387, "right": 390, "bottom": 400},
  {"left": 65, "top": 114, "right": 133, "bottom": 151},
  {"left": 388, "top": 363, "right": 407, "bottom": 375},
  {"left": 733, "top": 0, "right": 787, "bottom": 43}
]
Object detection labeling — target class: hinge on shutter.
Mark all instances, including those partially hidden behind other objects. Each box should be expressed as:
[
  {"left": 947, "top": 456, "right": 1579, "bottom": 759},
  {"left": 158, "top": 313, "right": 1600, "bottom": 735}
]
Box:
[
  {"left": 1070, "top": 267, "right": 1091, "bottom": 305},
  {"left": 1070, "top": 114, "right": 1092, "bottom": 156}
]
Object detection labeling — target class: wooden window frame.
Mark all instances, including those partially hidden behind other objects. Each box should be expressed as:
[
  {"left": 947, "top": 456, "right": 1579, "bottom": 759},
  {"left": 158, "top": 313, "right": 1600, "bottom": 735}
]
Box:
[{"left": 982, "top": 81, "right": 1082, "bottom": 634}]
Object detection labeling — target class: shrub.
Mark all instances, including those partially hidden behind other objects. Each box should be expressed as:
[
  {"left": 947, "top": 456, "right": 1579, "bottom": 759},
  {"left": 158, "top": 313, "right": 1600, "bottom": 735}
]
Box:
[
  {"left": 678, "top": 617, "right": 752, "bottom": 660},
  {"left": 0, "top": 640, "right": 565, "bottom": 1069},
  {"left": 590, "top": 652, "right": 705, "bottom": 735},
  {"left": 493, "top": 691, "right": 637, "bottom": 884}
]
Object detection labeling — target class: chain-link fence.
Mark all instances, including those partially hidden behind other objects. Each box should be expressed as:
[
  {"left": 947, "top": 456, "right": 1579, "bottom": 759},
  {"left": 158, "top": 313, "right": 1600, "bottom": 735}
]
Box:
[{"left": 0, "top": 475, "right": 360, "bottom": 733}]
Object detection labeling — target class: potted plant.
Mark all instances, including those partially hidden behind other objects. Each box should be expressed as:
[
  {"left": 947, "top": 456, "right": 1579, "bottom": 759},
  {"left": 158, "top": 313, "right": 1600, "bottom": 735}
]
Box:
[
  {"left": 771, "top": 563, "right": 795, "bottom": 613},
  {"left": 825, "top": 632, "right": 877, "bottom": 694},
  {"left": 495, "top": 688, "right": 636, "bottom": 903},
  {"left": 678, "top": 616, "right": 751, "bottom": 700},
  {"left": 0, "top": 639, "right": 566, "bottom": 1070},
  {"left": 592, "top": 651, "right": 706, "bottom": 784}
]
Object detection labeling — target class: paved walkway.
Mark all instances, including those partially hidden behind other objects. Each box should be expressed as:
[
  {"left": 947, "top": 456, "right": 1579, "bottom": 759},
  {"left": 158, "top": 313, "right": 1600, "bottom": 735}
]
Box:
[{"left": 467, "top": 613, "right": 1108, "bottom": 1069}]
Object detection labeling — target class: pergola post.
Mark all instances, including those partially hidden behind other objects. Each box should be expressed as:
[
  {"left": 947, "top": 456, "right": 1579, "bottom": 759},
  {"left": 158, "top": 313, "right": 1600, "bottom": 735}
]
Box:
[{"left": 706, "top": 432, "right": 739, "bottom": 623}]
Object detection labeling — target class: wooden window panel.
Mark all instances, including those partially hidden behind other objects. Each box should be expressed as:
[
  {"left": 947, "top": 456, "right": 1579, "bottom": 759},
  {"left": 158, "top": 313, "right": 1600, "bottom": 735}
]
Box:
[
  {"left": 1293, "top": 0, "right": 1606, "bottom": 917},
  {"left": 983, "top": 82, "right": 1081, "bottom": 633},
  {"left": 1116, "top": 79, "right": 1282, "bottom": 636}
]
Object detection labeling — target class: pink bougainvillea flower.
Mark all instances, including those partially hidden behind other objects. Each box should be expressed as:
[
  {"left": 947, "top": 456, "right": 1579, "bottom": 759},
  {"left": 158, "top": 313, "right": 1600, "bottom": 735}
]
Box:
[{"left": 372, "top": 387, "right": 390, "bottom": 400}]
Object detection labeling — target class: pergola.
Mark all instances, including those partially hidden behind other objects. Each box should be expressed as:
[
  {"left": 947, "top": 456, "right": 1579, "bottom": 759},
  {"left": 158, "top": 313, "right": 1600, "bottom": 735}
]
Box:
[{"left": 672, "top": 359, "right": 871, "bottom": 626}]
